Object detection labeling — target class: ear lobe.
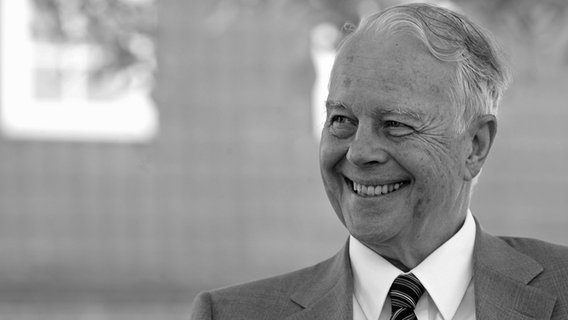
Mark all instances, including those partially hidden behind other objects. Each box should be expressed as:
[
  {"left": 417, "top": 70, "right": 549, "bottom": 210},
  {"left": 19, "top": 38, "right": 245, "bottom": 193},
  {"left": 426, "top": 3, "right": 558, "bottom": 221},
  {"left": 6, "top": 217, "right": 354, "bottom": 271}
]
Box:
[{"left": 465, "top": 115, "right": 497, "bottom": 181}]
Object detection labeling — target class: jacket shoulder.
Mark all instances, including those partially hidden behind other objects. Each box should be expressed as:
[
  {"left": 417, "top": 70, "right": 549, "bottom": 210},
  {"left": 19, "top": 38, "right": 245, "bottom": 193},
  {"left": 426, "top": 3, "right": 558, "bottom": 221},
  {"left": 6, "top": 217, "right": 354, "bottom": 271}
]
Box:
[
  {"left": 191, "top": 256, "right": 336, "bottom": 320},
  {"left": 212, "top": 254, "right": 336, "bottom": 299},
  {"left": 499, "top": 236, "right": 568, "bottom": 271},
  {"left": 475, "top": 235, "right": 568, "bottom": 319},
  {"left": 500, "top": 236, "right": 568, "bottom": 299}
]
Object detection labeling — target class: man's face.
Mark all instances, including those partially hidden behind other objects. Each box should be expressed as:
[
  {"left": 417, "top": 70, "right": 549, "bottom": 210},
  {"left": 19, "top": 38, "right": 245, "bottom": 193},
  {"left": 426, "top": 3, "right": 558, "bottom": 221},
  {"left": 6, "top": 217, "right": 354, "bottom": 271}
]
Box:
[{"left": 320, "top": 32, "right": 472, "bottom": 255}]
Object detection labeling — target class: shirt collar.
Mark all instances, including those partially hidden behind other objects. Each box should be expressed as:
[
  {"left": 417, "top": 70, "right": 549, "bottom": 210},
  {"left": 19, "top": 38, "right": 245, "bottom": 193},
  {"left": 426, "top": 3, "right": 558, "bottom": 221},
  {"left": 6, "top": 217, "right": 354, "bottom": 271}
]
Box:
[
  {"left": 349, "top": 210, "right": 476, "bottom": 320},
  {"left": 350, "top": 235, "right": 399, "bottom": 320}
]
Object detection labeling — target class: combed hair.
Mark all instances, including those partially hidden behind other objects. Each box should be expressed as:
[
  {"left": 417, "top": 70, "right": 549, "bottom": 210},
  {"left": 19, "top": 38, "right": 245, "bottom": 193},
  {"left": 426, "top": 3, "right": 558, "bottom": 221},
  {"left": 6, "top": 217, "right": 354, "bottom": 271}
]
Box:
[{"left": 338, "top": 3, "right": 511, "bottom": 133}]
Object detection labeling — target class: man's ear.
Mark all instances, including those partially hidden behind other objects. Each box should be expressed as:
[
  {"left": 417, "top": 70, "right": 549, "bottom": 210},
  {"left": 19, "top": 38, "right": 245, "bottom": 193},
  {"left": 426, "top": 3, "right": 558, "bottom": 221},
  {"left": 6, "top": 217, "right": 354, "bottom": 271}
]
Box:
[{"left": 465, "top": 114, "right": 497, "bottom": 181}]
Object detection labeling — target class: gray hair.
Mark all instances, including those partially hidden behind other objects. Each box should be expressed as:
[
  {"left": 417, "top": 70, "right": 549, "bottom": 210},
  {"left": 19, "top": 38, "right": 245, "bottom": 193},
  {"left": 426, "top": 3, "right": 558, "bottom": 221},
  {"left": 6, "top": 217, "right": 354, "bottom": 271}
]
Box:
[{"left": 337, "top": 3, "right": 511, "bottom": 133}]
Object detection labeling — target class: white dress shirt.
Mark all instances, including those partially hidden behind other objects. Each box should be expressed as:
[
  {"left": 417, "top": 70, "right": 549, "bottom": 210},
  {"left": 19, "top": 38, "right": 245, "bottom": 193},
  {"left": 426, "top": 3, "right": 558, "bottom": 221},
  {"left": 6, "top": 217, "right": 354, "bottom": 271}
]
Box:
[{"left": 350, "top": 210, "right": 476, "bottom": 320}]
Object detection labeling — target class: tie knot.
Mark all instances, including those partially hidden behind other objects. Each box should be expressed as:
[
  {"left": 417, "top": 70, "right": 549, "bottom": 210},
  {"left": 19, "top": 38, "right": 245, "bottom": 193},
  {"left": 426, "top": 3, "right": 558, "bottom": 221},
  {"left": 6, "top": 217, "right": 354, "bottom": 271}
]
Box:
[{"left": 389, "top": 273, "right": 425, "bottom": 311}]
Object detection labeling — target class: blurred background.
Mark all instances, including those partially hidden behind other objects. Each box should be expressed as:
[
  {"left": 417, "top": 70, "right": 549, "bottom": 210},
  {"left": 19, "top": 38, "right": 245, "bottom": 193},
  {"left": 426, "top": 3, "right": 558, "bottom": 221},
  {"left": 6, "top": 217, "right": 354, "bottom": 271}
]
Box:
[{"left": 0, "top": 0, "right": 567, "bottom": 318}]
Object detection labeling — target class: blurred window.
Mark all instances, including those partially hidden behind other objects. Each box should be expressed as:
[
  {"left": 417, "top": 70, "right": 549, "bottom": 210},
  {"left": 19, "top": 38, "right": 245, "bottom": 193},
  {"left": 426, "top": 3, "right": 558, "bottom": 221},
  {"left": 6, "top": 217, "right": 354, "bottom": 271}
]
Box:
[
  {"left": 0, "top": 0, "right": 158, "bottom": 142},
  {"left": 310, "top": 23, "right": 338, "bottom": 140}
]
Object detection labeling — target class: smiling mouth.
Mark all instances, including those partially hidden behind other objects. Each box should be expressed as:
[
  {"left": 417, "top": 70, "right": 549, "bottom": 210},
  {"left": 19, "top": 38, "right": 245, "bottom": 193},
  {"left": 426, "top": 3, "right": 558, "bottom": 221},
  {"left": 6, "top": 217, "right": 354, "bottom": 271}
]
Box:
[{"left": 345, "top": 178, "right": 410, "bottom": 197}]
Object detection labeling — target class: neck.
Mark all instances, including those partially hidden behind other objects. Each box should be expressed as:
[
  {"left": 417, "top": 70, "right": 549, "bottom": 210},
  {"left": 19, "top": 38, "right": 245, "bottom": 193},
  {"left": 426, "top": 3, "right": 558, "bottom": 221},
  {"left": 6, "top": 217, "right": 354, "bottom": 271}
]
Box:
[
  {"left": 370, "top": 206, "right": 470, "bottom": 270},
  {"left": 384, "top": 256, "right": 412, "bottom": 272}
]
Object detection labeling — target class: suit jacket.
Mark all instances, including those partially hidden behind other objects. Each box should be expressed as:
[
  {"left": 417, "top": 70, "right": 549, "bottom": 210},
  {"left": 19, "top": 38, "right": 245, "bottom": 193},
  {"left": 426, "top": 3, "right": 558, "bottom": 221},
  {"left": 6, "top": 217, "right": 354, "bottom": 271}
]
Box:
[{"left": 190, "top": 223, "right": 568, "bottom": 320}]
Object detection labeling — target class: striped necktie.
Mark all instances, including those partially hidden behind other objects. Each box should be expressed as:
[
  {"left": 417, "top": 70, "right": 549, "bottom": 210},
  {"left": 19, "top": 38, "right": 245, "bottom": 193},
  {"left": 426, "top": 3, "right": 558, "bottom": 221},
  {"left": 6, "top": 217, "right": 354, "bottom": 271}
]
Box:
[{"left": 388, "top": 273, "right": 425, "bottom": 320}]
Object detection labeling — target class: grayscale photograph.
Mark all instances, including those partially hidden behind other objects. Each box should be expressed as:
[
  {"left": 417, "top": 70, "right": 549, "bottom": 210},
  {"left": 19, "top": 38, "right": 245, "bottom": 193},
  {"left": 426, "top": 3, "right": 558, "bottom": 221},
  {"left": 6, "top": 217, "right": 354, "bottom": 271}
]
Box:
[{"left": 0, "top": 0, "right": 567, "bottom": 319}]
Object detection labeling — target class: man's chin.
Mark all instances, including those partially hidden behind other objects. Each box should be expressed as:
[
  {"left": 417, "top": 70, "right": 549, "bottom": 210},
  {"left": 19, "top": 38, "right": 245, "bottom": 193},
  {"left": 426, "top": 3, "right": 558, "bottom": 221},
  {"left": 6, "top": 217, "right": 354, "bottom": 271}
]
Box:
[{"left": 347, "top": 219, "right": 398, "bottom": 243}]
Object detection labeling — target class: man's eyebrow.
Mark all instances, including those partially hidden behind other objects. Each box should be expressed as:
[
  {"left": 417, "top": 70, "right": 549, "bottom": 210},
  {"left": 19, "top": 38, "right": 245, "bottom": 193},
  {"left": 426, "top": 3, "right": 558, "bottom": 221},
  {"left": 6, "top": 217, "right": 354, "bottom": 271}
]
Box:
[
  {"left": 325, "top": 101, "right": 425, "bottom": 122},
  {"left": 325, "top": 100, "right": 348, "bottom": 111},
  {"left": 373, "top": 107, "right": 425, "bottom": 122}
]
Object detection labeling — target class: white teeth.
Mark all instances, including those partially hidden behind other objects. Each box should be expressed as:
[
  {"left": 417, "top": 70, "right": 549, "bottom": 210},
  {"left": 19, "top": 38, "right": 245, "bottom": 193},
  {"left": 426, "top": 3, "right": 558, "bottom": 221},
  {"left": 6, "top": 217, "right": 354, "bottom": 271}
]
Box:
[
  {"left": 374, "top": 185, "right": 381, "bottom": 196},
  {"left": 351, "top": 181, "right": 406, "bottom": 197}
]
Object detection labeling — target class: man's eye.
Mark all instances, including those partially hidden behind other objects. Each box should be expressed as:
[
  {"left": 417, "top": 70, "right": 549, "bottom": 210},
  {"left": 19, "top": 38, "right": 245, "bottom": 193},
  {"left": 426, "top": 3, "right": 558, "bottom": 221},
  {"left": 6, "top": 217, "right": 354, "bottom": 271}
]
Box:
[
  {"left": 384, "top": 120, "right": 414, "bottom": 136},
  {"left": 331, "top": 115, "right": 350, "bottom": 124},
  {"left": 328, "top": 115, "right": 356, "bottom": 137},
  {"left": 384, "top": 120, "right": 404, "bottom": 127}
]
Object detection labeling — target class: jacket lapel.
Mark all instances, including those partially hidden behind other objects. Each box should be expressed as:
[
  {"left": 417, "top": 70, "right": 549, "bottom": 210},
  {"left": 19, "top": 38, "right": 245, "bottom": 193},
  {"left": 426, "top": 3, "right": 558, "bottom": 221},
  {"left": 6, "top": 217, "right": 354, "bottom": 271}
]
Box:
[
  {"left": 473, "top": 223, "right": 556, "bottom": 320},
  {"left": 285, "top": 241, "right": 353, "bottom": 320},
  {"left": 284, "top": 222, "right": 559, "bottom": 320}
]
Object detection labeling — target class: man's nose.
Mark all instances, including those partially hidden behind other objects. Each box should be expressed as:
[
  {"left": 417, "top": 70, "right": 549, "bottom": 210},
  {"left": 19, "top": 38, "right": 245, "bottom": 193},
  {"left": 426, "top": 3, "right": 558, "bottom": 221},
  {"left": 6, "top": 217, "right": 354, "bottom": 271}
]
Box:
[{"left": 346, "top": 128, "right": 390, "bottom": 167}]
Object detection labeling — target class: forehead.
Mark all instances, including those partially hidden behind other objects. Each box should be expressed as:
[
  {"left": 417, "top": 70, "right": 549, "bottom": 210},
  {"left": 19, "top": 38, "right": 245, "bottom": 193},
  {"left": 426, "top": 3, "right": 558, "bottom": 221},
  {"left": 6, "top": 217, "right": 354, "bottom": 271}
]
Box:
[{"left": 329, "top": 31, "right": 455, "bottom": 114}]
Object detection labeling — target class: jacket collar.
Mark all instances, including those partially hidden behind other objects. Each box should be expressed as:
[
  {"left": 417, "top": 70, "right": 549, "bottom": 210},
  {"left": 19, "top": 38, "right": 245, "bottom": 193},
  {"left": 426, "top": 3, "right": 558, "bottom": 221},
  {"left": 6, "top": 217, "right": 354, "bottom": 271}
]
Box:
[
  {"left": 286, "top": 241, "right": 353, "bottom": 320},
  {"left": 473, "top": 221, "right": 556, "bottom": 320},
  {"left": 285, "top": 221, "right": 558, "bottom": 320}
]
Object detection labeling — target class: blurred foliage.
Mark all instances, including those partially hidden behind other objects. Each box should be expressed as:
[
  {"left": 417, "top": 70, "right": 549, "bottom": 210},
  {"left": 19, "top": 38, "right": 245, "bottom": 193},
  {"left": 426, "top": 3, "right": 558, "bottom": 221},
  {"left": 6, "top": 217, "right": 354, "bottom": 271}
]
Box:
[
  {"left": 459, "top": 0, "right": 568, "bottom": 36},
  {"left": 457, "top": 0, "right": 568, "bottom": 70},
  {"left": 31, "top": 0, "right": 157, "bottom": 92},
  {"left": 209, "top": 0, "right": 568, "bottom": 64}
]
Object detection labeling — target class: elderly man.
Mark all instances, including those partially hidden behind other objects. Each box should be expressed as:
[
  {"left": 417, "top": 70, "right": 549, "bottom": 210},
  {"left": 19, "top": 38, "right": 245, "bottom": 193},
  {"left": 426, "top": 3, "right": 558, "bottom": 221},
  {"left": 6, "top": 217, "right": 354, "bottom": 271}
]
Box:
[{"left": 191, "top": 3, "right": 568, "bottom": 319}]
